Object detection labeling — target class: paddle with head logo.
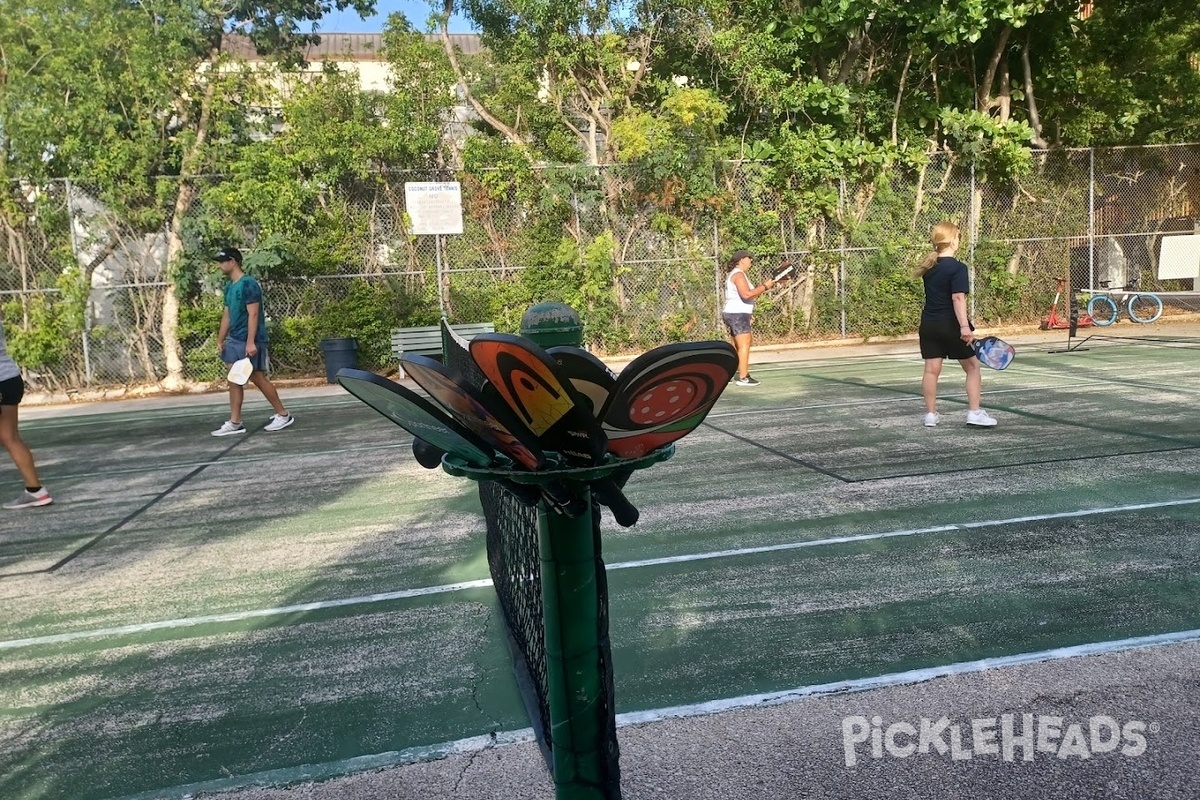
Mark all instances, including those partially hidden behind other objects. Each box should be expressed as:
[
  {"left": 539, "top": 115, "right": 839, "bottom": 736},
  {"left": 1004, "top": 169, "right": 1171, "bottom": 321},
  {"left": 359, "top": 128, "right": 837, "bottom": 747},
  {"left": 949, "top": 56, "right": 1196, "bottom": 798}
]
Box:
[
  {"left": 469, "top": 333, "right": 640, "bottom": 526},
  {"left": 972, "top": 335, "right": 1016, "bottom": 370},
  {"left": 400, "top": 353, "right": 581, "bottom": 513},
  {"left": 600, "top": 341, "right": 739, "bottom": 459}
]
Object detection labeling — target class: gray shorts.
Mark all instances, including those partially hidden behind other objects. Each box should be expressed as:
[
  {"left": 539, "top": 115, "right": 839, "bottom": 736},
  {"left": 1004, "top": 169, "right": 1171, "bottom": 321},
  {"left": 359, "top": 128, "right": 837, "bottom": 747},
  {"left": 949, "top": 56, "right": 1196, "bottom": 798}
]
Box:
[
  {"left": 221, "top": 340, "right": 270, "bottom": 372},
  {"left": 723, "top": 313, "right": 752, "bottom": 336}
]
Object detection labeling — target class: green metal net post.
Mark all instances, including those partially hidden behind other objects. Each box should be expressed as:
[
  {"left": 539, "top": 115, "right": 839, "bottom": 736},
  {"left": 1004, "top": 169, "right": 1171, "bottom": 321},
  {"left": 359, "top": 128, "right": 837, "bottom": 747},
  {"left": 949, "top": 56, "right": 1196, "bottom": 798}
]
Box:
[
  {"left": 443, "top": 449, "right": 673, "bottom": 800},
  {"left": 539, "top": 493, "right": 609, "bottom": 798}
]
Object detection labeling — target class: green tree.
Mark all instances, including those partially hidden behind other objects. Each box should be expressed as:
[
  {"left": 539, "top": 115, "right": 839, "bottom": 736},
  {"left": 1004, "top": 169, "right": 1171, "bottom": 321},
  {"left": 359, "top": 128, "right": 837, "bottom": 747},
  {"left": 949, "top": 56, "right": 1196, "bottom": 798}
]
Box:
[{"left": 0, "top": 0, "right": 377, "bottom": 388}]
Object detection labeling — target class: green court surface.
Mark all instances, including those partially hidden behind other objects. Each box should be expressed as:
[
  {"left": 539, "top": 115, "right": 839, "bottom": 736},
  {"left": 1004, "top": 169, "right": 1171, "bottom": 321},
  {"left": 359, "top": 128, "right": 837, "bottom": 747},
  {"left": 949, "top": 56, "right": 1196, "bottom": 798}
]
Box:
[{"left": 2, "top": 339, "right": 1200, "bottom": 800}]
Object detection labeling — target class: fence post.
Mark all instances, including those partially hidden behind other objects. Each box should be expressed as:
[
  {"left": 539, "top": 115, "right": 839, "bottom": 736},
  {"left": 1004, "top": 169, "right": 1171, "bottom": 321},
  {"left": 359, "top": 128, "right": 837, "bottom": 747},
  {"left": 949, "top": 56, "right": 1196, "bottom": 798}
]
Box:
[
  {"left": 435, "top": 233, "right": 448, "bottom": 318},
  {"left": 968, "top": 163, "right": 978, "bottom": 319},
  {"left": 838, "top": 178, "right": 847, "bottom": 338},
  {"left": 1088, "top": 147, "right": 1096, "bottom": 289},
  {"left": 64, "top": 179, "right": 93, "bottom": 385},
  {"left": 712, "top": 163, "right": 723, "bottom": 333}
]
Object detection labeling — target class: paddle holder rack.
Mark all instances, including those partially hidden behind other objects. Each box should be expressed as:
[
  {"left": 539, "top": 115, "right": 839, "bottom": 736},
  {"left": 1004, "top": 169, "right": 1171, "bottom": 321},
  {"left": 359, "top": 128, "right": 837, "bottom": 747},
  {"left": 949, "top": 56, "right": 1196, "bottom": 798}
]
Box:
[{"left": 443, "top": 446, "right": 674, "bottom": 800}]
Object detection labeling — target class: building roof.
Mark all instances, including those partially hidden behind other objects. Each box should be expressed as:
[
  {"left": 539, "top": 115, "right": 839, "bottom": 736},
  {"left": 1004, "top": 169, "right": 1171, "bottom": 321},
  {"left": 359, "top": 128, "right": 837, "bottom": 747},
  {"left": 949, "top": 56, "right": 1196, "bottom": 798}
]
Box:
[{"left": 222, "top": 33, "right": 484, "bottom": 62}]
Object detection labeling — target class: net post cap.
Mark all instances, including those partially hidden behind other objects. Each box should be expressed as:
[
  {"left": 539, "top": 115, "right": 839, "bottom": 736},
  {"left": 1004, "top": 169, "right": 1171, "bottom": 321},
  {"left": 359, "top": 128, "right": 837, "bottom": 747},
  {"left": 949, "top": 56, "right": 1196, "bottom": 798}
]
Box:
[{"left": 520, "top": 302, "right": 583, "bottom": 347}]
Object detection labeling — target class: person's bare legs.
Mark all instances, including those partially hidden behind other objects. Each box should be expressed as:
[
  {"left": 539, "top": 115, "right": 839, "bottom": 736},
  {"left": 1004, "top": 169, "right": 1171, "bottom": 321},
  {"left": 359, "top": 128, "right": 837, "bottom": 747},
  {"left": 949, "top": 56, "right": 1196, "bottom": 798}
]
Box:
[
  {"left": 0, "top": 405, "right": 41, "bottom": 488},
  {"left": 228, "top": 382, "right": 245, "bottom": 425},
  {"left": 960, "top": 357, "right": 983, "bottom": 411},
  {"left": 733, "top": 332, "right": 752, "bottom": 379},
  {"left": 922, "top": 358, "right": 943, "bottom": 413},
  {"left": 249, "top": 371, "right": 288, "bottom": 416}
]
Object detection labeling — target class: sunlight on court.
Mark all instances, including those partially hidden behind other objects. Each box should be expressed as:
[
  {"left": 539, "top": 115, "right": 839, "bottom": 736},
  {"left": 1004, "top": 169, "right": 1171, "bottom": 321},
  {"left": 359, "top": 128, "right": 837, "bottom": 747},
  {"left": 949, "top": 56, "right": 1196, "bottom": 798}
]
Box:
[{"left": 2, "top": 337, "right": 1200, "bottom": 800}]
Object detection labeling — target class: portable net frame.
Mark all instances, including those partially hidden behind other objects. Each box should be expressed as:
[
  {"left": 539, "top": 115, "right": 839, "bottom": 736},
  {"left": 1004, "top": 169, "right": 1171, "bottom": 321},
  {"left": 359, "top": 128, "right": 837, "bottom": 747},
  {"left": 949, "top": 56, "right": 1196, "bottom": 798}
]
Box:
[
  {"left": 1056, "top": 285, "right": 1200, "bottom": 353},
  {"left": 443, "top": 325, "right": 622, "bottom": 799},
  {"left": 1055, "top": 228, "right": 1200, "bottom": 352}
]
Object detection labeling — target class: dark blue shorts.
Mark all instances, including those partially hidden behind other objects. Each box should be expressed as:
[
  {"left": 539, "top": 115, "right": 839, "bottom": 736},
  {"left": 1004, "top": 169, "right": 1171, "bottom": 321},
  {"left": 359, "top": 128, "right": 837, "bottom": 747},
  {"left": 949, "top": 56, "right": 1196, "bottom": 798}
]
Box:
[
  {"left": 723, "top": 313, "right": 753, "bottom": 336},
  {"left": 221, "top": 340, "right": 270, "bottom": 373}
]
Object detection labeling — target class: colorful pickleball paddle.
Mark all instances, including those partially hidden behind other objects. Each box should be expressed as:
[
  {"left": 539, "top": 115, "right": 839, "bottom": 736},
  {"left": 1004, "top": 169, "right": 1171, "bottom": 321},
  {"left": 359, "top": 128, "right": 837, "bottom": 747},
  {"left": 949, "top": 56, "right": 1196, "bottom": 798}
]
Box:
[
  {"left": 600, "top": 341, "right": 738, "bottom": 459},
  {"left": 972, "top": 335, "right": 1016, "bottom": 370},
  {"left": 401, "top": 353, "right": 547, "bottom": 471},
  {"left": 469, "top": 333, "right": 607, "bottom": 464},
  {"left": 336, "top": 369, "right": 494, "bottom": 467},
  {"left": 470, "top": 334, "right": 642, "bottom": 526}
]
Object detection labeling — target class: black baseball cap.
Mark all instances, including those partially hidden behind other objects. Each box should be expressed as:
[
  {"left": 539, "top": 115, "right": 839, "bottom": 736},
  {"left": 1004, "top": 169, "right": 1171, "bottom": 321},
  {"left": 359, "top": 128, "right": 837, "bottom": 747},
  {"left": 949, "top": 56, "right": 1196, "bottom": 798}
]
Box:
[
  {"left": 729, "top": 249, "right": 752, "bottom": 263},
  {"left": 215, "top": 246, "right": 242, "bottom": 264}
]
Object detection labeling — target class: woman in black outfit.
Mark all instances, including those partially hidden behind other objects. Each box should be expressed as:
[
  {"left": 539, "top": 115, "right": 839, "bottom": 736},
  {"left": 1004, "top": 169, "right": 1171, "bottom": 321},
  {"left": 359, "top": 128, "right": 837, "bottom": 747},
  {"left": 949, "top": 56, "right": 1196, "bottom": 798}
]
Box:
[{"left": 914, "top": 221, "right": 997, "bottom": 428}]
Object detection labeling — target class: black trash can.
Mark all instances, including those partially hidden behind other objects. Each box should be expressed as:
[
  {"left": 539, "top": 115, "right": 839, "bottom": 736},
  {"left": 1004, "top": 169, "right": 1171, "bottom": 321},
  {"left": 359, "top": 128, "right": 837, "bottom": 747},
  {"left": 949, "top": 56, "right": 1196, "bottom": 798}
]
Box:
[{"left": 319, "top": 337, "right": 359, "bottom": 384}]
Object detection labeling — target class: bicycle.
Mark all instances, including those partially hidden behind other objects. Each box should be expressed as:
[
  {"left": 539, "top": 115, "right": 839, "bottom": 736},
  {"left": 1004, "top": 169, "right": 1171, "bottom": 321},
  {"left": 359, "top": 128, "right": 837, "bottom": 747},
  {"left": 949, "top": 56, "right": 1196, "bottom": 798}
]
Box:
[{"left": 1084, "top": 277, "right": 1164, "bottom": 326}]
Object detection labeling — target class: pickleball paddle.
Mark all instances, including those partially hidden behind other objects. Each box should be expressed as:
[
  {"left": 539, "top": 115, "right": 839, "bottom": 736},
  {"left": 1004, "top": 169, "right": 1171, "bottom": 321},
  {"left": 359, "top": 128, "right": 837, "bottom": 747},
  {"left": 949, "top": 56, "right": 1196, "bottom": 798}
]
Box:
[
  {"left": 401, "top": 353, "right": 546, "bottom": 471},
  {"left": 469, "top": 333, "right": 639, "bottom": 526},
  {"left": 973, "top": 336, "right": 1016, "bottom": 370},
  {"left": 337, "top": 369, "right": 494, "bottom": 467},
  {"left": 337, "top": 368, "right": 541, "bottom": 506},
  {"left": 545, "top": 346, "right": 616, "bottom": 417},
  {"left": 600, "top": 341, "right": 738, "bottom": 459},
  {"left": 227, "top": 357, "right": 253, "bottom": 386},
  {"left": 401, "top": 353, "right": 580, "bottom": 514},
  {"left": 469, "top": 333, "right": 607, "bottom": 463}
]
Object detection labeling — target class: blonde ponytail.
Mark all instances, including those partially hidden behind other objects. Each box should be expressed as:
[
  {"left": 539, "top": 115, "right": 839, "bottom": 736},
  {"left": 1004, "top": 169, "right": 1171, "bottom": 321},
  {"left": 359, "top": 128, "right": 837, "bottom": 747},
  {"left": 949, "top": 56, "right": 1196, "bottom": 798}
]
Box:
[
  {"left": 914, "top": 251, "right": 939, "bottom": 277},
  {"left": 913, "top": 221, "right": 961, "bottom": 278}
]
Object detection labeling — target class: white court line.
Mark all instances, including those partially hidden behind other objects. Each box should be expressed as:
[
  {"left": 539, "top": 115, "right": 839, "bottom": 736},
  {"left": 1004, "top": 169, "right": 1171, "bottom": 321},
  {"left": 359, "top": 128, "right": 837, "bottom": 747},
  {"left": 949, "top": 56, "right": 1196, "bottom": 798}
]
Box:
[
  {"left": 0, "top": 579, "right": 496, "bottom": 651},
  {"left": 5, "top": 495, "right": 1199, "bottom": 652},
  {"left": 107, "top": 627, "right": 1200, "bottom": 800},
  {"left": 706, "top": 381, "right": 1105, "bottom": 418},
  {"left": 614, "top": 627, "right": 1200, "bottom": 725},
  {"left": 48, "top": 442, "right": 413, "bottom": 482}
]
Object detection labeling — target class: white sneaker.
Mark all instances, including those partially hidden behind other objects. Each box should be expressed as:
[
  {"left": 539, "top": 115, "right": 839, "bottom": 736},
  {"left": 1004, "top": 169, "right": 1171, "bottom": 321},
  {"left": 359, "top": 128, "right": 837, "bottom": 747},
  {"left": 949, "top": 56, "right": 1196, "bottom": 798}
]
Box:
[
  {"left": 923, "top": 412, "right": 940, "bottom": 427},
  {"left": 264, "top": 413, "right": 295, "bottom": 432},
  {"left": 966, "top": 409, "right": 998, "bottom": 427},
  {"left": 4, "top": 488, "right": 52, "bottom": 510},
  {"left": 211, "top": 421, "right": 246, "bottom": 437}
]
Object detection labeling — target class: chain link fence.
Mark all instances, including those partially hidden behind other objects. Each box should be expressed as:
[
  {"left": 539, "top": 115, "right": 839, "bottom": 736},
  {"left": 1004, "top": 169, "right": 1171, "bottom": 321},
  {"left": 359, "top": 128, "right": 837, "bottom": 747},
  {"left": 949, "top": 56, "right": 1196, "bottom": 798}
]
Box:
[{"left": 3, "top": 144, "right": 1198, "bottom": 392}]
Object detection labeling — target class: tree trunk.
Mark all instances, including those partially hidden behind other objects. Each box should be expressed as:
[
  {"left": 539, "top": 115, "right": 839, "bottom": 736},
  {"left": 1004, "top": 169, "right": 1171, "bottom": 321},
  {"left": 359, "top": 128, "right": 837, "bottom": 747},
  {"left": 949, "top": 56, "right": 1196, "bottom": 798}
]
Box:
[
  {"left": 976, "top": 24, "right": 1013, "bottom": 113},
  {"left": 439, "top": 0, "right": 526, "bottom": 149},
  {"left": 997, "top": 60, "right": 1012, "bottom": 123},
  {"left": 162, "top": 45, "right": 220, "bottom": 390},
  {"left": 1021, "top": 36, "right": 1049, "bottom": 148}
]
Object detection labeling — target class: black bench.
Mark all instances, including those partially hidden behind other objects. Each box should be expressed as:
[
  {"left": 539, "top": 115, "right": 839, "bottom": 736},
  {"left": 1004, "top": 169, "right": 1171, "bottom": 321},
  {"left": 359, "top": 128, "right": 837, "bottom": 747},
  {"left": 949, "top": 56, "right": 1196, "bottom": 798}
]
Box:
[{"left": 391, "top": 322, "right": 495, "bottom": 378}]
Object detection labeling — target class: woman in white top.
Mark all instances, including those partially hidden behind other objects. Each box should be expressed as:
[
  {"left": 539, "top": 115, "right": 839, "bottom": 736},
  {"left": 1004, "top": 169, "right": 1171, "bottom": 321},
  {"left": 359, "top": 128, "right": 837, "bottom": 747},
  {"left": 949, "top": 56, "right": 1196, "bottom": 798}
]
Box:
[
  {"left": 0, "top": 317, "right": 51, "bottom": 509},
  {"left": 722, "top": 249, "right": 777, "bottom": 387}
]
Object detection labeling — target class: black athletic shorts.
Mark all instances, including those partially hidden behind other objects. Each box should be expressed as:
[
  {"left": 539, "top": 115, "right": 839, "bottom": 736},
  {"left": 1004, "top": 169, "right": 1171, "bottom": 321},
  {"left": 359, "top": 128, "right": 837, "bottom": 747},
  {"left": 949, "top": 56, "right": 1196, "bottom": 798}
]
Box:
[
  {"left": 919, "top": 318, "right": 976, "bottom": 360},
  {"left": 0, "top": 375, "right": 25, "bottom": 406},
  {"left": 723, "top": 313, "right": 753, "bottom": 336}
]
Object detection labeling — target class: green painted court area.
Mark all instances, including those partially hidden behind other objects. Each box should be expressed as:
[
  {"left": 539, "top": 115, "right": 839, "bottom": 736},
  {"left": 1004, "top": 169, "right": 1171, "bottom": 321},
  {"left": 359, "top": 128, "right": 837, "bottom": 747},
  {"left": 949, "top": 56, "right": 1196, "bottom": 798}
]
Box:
[{"left": 2, "top": 339, "right": 1200, "bottom": 800}]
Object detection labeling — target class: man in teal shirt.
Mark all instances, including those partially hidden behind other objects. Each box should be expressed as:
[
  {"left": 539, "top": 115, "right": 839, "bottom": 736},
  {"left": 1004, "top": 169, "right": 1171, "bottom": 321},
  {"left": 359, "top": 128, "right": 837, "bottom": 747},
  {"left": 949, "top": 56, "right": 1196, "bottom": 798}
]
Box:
[{"left": 212, "top": 246, "right": 295, "bottom": 436}]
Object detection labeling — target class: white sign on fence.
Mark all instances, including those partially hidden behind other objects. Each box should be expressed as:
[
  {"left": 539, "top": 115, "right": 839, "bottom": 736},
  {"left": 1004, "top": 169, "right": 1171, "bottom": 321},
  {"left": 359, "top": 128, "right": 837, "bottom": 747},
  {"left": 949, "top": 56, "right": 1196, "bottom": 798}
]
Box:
[
  {"left": 404, "top": 182, "right": 464, "bottom": 236},
  {"left": 1158, "top": 234, "right": 1200, "bottom": 280}
]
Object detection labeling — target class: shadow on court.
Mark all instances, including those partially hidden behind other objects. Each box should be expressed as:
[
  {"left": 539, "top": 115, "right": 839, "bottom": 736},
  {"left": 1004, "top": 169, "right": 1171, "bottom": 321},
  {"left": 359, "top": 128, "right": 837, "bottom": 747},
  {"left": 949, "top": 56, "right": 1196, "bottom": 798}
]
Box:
[{"left": 2, "top": 341, "right": 1199, "bottom": 799}]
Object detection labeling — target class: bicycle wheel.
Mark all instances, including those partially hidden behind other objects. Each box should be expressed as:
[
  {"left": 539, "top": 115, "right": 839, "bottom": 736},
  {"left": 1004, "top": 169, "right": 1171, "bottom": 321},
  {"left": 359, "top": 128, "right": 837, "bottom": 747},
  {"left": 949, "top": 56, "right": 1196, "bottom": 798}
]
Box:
[
  {"left": 1126, "top": 293, "right": 1163, "bottom": 324},
  {"left": 1087, "top": 295, "right": 1118, "bottom": 326}
]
